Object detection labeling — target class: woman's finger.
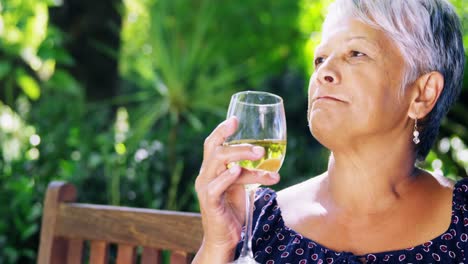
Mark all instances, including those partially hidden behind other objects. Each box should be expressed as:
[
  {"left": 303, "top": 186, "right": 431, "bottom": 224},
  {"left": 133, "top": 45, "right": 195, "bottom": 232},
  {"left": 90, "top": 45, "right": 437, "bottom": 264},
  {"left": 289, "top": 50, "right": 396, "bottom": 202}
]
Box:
[
  {"left": 201, "top": 144, "right": 265, "bottom": 181},
  {"left": 202, "top": 165, "right": 243, "bottom": 207},
  {"left": 203, "top": 117, "right": 238, "bottom": 155},
  {"left": 199, "top": 166, "right": 279, "bottom": 208},
  {"left": 234, "top": 168, "right": 280, "bottom": 186}
]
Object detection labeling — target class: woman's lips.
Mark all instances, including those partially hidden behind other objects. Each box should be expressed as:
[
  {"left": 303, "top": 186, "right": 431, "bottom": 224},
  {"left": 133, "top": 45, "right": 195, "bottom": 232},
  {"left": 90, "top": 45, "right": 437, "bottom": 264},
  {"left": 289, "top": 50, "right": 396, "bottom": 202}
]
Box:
[{"left": 313, "top": 95, "right": 346, "bottom": 103}]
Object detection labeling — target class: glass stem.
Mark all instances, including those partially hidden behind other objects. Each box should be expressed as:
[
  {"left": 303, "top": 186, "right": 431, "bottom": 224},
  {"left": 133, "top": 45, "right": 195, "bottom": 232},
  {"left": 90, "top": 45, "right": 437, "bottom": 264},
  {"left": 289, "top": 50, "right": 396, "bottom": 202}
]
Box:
[{"left": 239, "top": 187, "right": 256, "bottom": 258}]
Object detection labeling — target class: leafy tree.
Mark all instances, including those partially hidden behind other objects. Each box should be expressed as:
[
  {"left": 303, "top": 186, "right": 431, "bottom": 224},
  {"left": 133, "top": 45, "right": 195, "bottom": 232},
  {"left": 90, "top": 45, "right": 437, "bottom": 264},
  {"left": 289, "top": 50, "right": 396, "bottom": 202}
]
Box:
[{"left": 118, "top": 0, "right": 303, "bottom": 209}]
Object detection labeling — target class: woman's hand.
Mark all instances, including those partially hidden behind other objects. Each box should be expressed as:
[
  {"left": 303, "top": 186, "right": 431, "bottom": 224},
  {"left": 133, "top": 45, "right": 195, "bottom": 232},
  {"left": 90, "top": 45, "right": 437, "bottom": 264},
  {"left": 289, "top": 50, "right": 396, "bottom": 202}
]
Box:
[{"left": 193, "top": 117, "right": 280, "bottom": 263}]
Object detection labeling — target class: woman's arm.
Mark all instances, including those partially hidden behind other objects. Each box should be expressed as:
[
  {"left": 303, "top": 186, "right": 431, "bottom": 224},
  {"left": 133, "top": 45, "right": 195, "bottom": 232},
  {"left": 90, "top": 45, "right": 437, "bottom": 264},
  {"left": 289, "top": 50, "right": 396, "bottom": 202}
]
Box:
[{"left": 193, "top": 117, "right": 279, "bottom": 263}]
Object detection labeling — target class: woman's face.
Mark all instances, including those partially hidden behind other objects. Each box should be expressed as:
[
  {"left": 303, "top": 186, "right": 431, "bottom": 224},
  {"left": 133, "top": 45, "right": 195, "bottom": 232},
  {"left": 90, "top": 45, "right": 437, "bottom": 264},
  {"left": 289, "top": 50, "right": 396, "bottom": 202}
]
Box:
[{"left": 308, "top": 18, "right": 410, "bottom": 149}]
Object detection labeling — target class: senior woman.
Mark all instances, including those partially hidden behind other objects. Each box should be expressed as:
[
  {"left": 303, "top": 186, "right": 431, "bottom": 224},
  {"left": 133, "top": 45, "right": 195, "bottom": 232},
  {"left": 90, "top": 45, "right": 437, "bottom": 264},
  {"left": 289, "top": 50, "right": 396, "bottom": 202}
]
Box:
[{"left": 193, "top": 0, "right": 466, "bottom": 263}]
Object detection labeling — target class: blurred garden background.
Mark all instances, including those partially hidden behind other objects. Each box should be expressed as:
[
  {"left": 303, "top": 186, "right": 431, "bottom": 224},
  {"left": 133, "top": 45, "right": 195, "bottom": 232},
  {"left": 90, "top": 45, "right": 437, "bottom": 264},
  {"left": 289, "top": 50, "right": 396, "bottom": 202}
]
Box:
[{"left": 0, "top": 0, "right": 467, "bottom": 262}]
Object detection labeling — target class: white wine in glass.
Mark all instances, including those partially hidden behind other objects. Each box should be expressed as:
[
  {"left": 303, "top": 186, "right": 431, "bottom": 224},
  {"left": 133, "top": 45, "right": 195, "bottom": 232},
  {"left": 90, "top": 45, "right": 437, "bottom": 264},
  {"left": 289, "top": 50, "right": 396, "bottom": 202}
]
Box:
[
  {"left": 224, "top": 139, "right": 286, "bottom": 192},
  {"left": 225, "top": 91, "right": 287, "bottom": 264}
]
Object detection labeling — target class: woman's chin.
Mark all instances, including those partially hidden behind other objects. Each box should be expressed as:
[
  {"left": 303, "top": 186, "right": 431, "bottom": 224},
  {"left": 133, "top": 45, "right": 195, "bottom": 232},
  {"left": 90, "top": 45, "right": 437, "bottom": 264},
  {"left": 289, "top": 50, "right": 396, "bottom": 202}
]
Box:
[{"left": 309, "top": 119, "right": 347, "bottom": 149}]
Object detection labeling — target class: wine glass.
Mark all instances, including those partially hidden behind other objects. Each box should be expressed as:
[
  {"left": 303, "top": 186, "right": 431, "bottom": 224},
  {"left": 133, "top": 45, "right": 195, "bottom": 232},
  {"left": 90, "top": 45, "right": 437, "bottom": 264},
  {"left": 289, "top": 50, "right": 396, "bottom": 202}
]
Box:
[{"left": 225, "top": 91, "right": 287, "bottom": 264}]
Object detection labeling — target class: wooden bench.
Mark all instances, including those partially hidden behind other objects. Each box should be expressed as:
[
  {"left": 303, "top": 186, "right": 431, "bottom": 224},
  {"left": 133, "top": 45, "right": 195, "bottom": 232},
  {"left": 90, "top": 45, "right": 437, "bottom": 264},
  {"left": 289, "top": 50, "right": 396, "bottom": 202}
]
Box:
[{"left": 37, "top": 181, "right": 203, "bottom": 264}]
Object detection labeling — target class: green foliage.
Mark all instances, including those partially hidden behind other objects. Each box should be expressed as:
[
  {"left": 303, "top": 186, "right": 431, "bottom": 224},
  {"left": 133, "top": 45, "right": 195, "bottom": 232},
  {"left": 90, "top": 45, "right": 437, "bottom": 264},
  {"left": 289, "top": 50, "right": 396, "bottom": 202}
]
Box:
[
  {"left": 0, "top": 0, "right": 71, "bottom": 105},
  {"left": 118, "top": 0, "right": 303, "bottom": 210},
  {"left": 0, "top": 175, "right": 40, "bottom": 262},
  {"left": 0, "top": 0, "right": 82, "bottom": 262},
  {"left": 0, "top": 101, "right": 38, "bottom": 263},
  {"left": 0, "top": 0, "right": 467, "bottom": 263}
]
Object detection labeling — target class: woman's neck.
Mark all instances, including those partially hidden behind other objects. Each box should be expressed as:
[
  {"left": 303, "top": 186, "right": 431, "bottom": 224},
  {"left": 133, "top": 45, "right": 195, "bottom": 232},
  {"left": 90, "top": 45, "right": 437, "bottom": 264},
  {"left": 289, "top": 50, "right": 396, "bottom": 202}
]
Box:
[{"left": 324, "top": 140, "right": 419, "bottom": 216}]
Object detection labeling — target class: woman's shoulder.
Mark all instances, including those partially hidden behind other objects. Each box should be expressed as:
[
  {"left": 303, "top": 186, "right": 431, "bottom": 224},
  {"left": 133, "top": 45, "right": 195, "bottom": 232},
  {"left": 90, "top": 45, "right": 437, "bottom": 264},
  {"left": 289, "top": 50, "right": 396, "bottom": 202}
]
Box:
[
  {"left": 274, "top": 174, "right": 327, "bottom": 227},
  {"left": 255, "top": 173, "right": 326, "bottom": 209},
  {"left": 433, "top": 172, "right": 456, "bottom": 188},
  {"left": 277, "top": 173, "right": 326, "bottom": 200},
  {"left": 252, "top": 174, "right": 326, "bottom": 226}
]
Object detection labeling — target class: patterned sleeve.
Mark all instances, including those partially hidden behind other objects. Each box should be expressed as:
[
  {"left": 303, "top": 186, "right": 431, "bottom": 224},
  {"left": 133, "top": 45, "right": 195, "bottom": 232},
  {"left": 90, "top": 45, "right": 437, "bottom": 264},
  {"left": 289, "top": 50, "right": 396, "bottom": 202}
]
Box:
[
  {"left": 234, "top": 187, "right": 280, "bottom": 258},
  {"left": 452, "top": 178, "right": 468, "bottom": 254}
]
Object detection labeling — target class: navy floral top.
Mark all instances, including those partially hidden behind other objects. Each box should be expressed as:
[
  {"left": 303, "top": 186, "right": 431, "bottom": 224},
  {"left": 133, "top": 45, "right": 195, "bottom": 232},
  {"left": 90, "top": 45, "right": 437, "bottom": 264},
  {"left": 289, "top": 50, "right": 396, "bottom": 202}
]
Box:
[{"left": 235, "top": 178, "right": 468, "bottom": 263}]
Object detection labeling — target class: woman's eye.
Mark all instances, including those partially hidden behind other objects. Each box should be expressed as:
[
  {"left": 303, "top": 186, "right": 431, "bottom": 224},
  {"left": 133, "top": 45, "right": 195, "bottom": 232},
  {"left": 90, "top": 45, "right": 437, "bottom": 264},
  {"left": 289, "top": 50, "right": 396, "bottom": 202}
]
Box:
[
  {"left": 350, "top": 50, "right": 366, "bottom": 57},
  {"left": 314, "top": 57, "right": 325, "bottom": 67}
]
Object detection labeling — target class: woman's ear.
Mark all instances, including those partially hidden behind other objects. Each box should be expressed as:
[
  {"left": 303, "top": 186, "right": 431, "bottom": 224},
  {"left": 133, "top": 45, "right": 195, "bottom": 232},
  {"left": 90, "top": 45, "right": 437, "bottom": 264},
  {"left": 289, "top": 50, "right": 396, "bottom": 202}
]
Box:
[{"left": 408, "top": 71, "right": 444, "bottom": 119}]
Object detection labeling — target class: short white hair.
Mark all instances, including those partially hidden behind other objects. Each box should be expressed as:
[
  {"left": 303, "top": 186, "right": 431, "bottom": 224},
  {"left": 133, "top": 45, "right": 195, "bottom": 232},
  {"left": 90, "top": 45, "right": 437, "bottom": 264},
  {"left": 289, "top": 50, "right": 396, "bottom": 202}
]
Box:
[{"left": 324, "top": 0, "right": 465, "bottom": 161}]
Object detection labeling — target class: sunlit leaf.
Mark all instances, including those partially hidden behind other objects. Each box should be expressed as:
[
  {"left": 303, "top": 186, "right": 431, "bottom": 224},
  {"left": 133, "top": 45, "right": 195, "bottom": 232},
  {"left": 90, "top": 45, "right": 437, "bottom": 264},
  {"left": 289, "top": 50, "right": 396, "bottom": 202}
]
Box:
[{"left": 16, "top": 71, "right": 40, "bottom": 100}]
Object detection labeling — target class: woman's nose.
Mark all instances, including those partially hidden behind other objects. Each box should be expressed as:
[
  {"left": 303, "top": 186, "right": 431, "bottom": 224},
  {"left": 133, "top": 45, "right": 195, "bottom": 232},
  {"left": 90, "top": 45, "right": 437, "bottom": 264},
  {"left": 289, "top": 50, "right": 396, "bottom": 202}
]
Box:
[{"left": 316, "top": 58, "right": 340, "bottom": 85}]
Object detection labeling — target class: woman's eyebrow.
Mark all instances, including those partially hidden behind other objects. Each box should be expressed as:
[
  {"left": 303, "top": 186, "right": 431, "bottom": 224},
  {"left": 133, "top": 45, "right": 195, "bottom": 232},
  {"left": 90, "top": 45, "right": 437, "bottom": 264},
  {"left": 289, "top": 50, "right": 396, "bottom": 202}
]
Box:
[
  {"left": 314, "top": 46, "right": 324, "bottom": 57},
  {"left": 346, "top": 36, "right": 381, "bottom": 52},
  {"left": 314, "top": 35, "right": 382, "bottom": 57}
]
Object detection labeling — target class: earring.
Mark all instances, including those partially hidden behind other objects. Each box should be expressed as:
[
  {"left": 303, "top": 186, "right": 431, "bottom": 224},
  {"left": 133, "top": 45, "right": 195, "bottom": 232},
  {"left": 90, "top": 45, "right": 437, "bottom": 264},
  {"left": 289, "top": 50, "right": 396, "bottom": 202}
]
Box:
[{"left": 413, "top": 118, "right": 420, "bottom": 144}]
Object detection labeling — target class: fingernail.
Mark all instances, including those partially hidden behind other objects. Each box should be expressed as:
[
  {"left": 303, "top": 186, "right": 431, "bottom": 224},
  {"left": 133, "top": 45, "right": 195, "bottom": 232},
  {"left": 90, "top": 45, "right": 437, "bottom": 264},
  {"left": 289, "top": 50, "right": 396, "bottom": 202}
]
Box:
[
  {"left": 270, "top": 173, "right": 279, "bottom": 179},
  {"left": 252, "top": 146, "right": 264, "bottom": 155},
  {"left": 229, "top": 165, "right": 240, "bottom": 174},
  {"left": 228, "top": 116, "right": 237, "bottom": 125}
]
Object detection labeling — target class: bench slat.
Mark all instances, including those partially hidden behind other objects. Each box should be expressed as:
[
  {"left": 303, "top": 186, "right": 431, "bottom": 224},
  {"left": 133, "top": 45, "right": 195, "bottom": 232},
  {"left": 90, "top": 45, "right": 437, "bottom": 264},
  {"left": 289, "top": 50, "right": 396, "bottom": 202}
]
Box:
[
  {"left": 116, "top": 244, "right": 136, "bottom": 264},
  {"left": 38, "top": 181, "right": 203, "bottom": 264},
  {"left": 170, "top": 251, "right": 191, "bottom": 264},
  {"left": 67, "top": 239, "right": 83, "bottom": 264},
  {"left": 141, "top": 247, "right": 162, "bottom": 264},
  {"left": 55, "top": 203, "right": 203, "bottom": 253},
  {"left": 89, "top": 241, "right": 108, "bottom": 264}
]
